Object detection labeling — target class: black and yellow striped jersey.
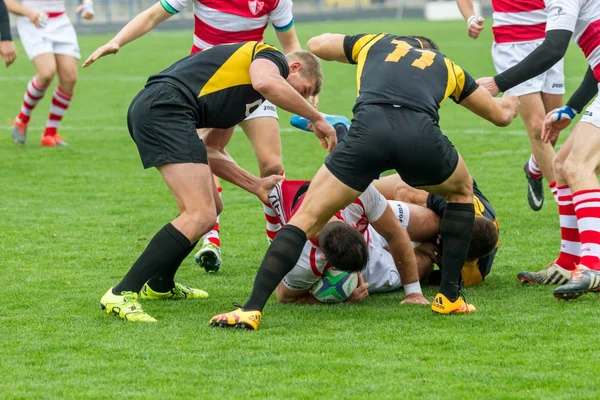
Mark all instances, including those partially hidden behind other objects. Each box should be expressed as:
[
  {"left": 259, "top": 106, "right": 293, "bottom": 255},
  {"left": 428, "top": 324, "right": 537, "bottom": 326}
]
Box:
[
  {"left": 343, "top": 33, "right": 478, "bottom": 121},
  {"left": 146, "top": 41, "right": 289, "bottom": 129}
]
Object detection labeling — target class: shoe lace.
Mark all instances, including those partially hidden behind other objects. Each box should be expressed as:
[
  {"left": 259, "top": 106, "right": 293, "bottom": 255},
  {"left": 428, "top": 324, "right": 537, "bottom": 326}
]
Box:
[{"left": 570, "top": 267, "right": 587, "bottom": 282}]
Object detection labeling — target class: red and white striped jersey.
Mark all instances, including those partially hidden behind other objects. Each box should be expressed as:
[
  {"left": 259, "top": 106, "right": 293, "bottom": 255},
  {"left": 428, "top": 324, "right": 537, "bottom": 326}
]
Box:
[
  {"left": 22, "top": 0, "right": 65, "bottom": 14},
  {"left": 159, "top": 0, "right": 294, "bottom": 54},
  {"left": 268, "top": 180, "right": 388, "bottom": 289},
  {"left": 546, "top": 0, "right": 600, "bottom": 81},
  {"left": 492, "top": 0, "right": 547, "bottom": 44}
]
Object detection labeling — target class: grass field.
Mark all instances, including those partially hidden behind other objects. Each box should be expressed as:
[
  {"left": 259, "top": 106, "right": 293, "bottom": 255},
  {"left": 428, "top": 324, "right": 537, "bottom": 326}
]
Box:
[{"left": 1, "top": 19, "right": 598, "bottom": 399}]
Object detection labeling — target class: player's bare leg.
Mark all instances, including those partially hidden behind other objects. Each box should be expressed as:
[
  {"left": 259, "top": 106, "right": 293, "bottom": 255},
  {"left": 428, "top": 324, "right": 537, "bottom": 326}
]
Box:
[
  {"left": 41, "top": 54, "right": 78, "bottom": 146},
  {"left": 418, "top": 155, "right": 476, "bottom": 314},
  {"left": 553, "top": 122, "right": 600, "bottom": 299},
  {"left": 195, "top": 127, "right": 233, "bottom": 272},
  {"left": 12, "top": 53, "right": 55, "bottom": 144},
  {"left": 240, "top": 116, "right": 284, "bottom": 243},
  {"left": 210, "top": 165, "right": 360, "bottom": 329},
  {"left": 520, "top": 93, "right": 557, "bottom": 210}
]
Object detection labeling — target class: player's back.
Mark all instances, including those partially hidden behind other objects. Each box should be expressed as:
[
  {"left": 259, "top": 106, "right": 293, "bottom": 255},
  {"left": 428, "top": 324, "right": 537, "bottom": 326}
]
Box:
[
  {"left": 145, "top": 41, "right": 287, "bottom": 128},
  {"left": 344, "top": 33, "right": 477, "bottom": 121}
]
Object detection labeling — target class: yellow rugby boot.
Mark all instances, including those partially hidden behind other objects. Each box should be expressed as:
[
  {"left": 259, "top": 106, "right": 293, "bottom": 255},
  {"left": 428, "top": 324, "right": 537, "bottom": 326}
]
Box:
[
  {"left": 140, "top": 282, "right": 209, "bottom": 300},
  {"left": 209, "top": 307, "right": 262, "bottom": 330},
  {"left": 431, "top": 292, "right": 476, "bottom": 315},
  {"left": 100, "top": 288, "right": 156, "bottom": 322}
]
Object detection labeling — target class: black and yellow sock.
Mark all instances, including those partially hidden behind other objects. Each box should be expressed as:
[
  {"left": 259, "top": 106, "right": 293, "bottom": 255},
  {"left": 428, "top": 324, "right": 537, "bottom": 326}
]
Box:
[
  {"left": 243, "top": 224, "right": 307, "bottom": 311},
  {"left": 438, "top": 202, "right": 475, "bottom": 302}
]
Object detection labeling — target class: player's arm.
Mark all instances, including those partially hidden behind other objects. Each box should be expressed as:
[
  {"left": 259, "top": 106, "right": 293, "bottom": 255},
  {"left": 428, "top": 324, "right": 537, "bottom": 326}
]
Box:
[
  {"left": 0, "top": 0, "right": 17, "bottom": 67},
  {"left": 249, "top": 54, "right": 336, "bottom": 151},
  {"left": 369, "top": 205, "right": 428, "bottom": 304},
  {"left": 306, "top": 33, "right": 349, "bottom": 63},
  {"left": 456, "top": 0, "right": 484, "bottom": 39},
  {"left": 276, "top": 283, "right": 321, "bottom": 304},
  {"left": 82, "top": 1, "right": 175, "bottom": 67},
  {"left": 275, "top": 26, "right": 301, "bottom": 53},
  {"left": 542, "top": 66, "right": 599, "bottom": 142},
  {"left": 76, "top": 0, "right": 94, "bottom": 20},
  {"left": 460, "top": 86, "right": 520, "bottom": 127},
  {"left": 4, "top": 0, "right": 44, "bottom": 26}
]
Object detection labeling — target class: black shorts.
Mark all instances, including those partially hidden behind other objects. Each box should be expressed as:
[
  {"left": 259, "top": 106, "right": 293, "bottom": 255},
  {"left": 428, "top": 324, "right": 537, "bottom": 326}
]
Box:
[
  {"left": 127, "top": 83, "right": 207, "bottom": 169},
  {"left": 325, "top": 104, "right": 459, "bottom": 192}
]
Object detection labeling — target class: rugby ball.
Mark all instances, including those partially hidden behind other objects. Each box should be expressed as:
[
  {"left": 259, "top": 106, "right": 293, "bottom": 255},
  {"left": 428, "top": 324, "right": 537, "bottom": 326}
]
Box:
[{"left": 311, "top": 269, "right": 359, "bottom": 303}]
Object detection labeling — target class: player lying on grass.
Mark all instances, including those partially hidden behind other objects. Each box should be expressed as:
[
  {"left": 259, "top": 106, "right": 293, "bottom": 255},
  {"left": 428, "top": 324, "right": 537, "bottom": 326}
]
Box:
[
  {"left": 82, "top": 0, "right": 310, "bottom": 273},
  {"left": 477, "top": 0, "right": 600, "bottom": 300},
  {"left": 267, "top": 180, "right": 435, "bottom": 305},
  {"left": 99, "top": 42, "right": 336, "bottom": 322},
  {"left": 290, "top": 116, "right": 500, "bottom": 287},
  {"left": 0, "top": 0, "right": 17, "bottom": 67},
  {"left": 211, "top": 32, "right": 519, "bottom": 329}
]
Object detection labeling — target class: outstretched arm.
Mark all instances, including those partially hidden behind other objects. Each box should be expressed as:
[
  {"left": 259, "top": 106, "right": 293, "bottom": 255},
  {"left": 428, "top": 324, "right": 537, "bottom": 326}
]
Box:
[
  {"left": 460, "top": 86, "right": 520, "bottom": 127},
  {"left": 83, "top": 2, "right": 173, "bottom": 67}
]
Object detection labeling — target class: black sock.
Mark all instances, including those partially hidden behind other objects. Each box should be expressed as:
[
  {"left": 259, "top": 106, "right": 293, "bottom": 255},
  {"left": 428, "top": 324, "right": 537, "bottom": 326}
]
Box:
[
  {"left": 145, "top": 240, "right": 199, "bottom": 292},
  {"left": 243, "top": 224, "right": 307, "bottom": 311},
  {"left": 439, "top": 203, "right": 474, "bottom": 302},
  {"left": 113, "top": 223, "right": 191, "bottom": 294}
]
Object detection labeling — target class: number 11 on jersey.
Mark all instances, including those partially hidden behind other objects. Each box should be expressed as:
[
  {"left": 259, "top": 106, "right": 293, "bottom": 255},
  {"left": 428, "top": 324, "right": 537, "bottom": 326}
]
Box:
[{"left": 385, "top": 39, "right": 436, "bottom": 70}]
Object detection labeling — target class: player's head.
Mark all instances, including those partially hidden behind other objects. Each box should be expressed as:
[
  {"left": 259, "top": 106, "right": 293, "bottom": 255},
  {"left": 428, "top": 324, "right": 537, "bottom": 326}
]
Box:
[
  {"left": 407, "top": 35, "right": 439, "bottom": 50},
  {"left": 285, "top": 51, "right": 323, "bottom": 99},
  {"left": 467, "top": 216, "right": 498, "bottom": 260},
  {"left": 320, "top": 221, "right": 369, "bottom": 272}
]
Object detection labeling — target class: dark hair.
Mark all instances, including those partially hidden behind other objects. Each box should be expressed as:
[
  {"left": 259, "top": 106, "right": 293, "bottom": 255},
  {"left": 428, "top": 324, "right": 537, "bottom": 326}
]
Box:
[
  {"left": 467, "top": 216, "right": 498, "bottom": 260},
  {"left": 319, "top": 221, "right": 369, "bottom": 272},
  {"left": 408, "top": 35, "right": 439, "bottom": 50}
]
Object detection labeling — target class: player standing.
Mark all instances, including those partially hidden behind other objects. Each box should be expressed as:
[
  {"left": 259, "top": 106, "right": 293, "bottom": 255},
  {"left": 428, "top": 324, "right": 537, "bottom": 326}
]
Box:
[
  {"left": 477, "top": 0, "right": 600, "bottom": 298},
  {"left": 0, "top": 0, "right": 17, "bottom": 67},
  {"left": 456, "top": 0, "right": 565, "bottom": 212},
  {"left": 210, "top": 33, "right": 519, "bottom": 330},
  {"left": 6, "top": 0, "right": 94, "bottom": 146},
  {"left": 83, "top": 0, "right": 305, "bottom": 273}
]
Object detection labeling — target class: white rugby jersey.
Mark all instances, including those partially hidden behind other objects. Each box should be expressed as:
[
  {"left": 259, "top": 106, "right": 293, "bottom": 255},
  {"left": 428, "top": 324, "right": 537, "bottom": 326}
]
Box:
[
  {"left": 21, "top": 0, "right": 65, "bottom": 14},
  {"left": 158, "top": 0, "right": 294, "bottom": 54},
  {"left": 546, "top": 0, "right": 600, "bottom": 81},
  {"left": 268, "top": 181, "right": 388, "bottom": 290},
  {"left": 491, "top": 0, "right": 547, "bottom": 44}
]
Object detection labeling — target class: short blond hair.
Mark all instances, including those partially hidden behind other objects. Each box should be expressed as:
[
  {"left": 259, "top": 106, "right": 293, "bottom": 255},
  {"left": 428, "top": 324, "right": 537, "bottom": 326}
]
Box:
[{"left": 285, "top": 51, "right": 323, "bottom": 96}]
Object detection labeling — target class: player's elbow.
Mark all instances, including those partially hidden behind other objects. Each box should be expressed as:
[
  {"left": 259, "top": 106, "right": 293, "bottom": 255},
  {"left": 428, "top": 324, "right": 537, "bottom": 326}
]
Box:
[{"left": 306, "top": 36, "right": 324, "bottom": 55}]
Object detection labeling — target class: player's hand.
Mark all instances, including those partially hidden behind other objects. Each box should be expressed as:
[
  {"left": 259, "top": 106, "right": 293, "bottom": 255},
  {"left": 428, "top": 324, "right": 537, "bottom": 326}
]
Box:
[
  {"left": 415, "top": 242, "right": 441, "bottom": 265},
  {"left": 255, "top": 174, "right": 285, "bottom": 204},
  {"left": 77, "top": 0, "right": 95, "bottom": 20},
  {"left": 82, "top": 42, "right": 120, "bottom": 67},
  {"left": 27, "top": 10, "right": 48, "bottom": 28},
  {"left": 476, "top": 77, "right": 500, "bottom": 97},
  {"left": 312, "top": 117, "right": 337, "bottom": 153},
  {"left": 344, "top": 272, "right": 369, "bottom": 304},
  {"left": 467, "top": 16, "right": 485, "bottom": 39},
  {"left": 0, "top": 41, "right": 17, "bottom": 67},
  {"left": 542, "top": 106, "right": 575, "bottom": 143},
  {"left": 501, "top": 94, "right": 520, "bottom": 124},
  {"left": 400, "top": 292, "right": 430, "bottom": 305},
  {"left": 309, "top": 94, "right": 319, "bottom": 109}
]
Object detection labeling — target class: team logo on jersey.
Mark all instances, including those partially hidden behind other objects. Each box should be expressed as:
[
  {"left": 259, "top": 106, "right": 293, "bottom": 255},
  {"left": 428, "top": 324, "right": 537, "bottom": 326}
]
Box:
[{"left": 248, "top": 0, "right": 264, "bottom": 15}]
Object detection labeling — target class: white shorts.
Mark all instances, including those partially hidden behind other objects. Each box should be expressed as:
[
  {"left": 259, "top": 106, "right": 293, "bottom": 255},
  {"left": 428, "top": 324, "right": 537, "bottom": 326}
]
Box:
[
  {"left": 492, "top": 41, "right": 565, "bottom": 97},
  {"left": 581, "top": 84, "right": 600, "bottom": 128},
  {"left": 244, "top": 100, "right": 278, "bottom": 121},
  {"left": 361, "top": 200, "right": 411, "bottom": 294},
  {"left": 17, "top": 14, "right": 80, "bottom": 60}
]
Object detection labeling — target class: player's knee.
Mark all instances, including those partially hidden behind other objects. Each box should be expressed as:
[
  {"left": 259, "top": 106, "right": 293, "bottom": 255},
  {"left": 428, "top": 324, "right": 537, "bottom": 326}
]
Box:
[
  {"left": 58, "top": 69, "right": 78, "bottom": 92},
  {"left": 36, "top": 68, "right": 56, "bottom": 87},
  {"left": 186, "top": 209, "right": 218, "bottom": 238},
  {"left": 258, "top": 159, "right": 283, "bottom": 177},
  {"left": 525, "top": 117, "right": 545, "bottom": 140},
  {"left": 446, "top": 176, "right": 473, "bottom": 203},
  {"left": 562, "top": 156, "right": 585, "bottom": 186}
]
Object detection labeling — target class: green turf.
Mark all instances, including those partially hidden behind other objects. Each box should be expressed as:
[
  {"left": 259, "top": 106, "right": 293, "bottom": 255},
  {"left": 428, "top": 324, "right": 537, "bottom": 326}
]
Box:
[{"left": 0, "top": 19, "right": 597, "bottom": 399}]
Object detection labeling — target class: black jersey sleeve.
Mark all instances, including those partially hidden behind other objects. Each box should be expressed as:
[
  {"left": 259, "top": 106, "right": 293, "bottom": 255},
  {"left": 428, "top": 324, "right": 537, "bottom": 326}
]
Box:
[
  {"left": 446, "top": 58, "right": 479, "bottom": 104},
  {"left": 426, "top": 193, "right": 448, "bottom": 217},
  {"left": 343, "top": 33, "right": 381, "bottom": 64},
  {"left": 0, "top": 0, "right": 12, "bottom": 41},
  {"left": 494, "top": 30, "right": 571, "bottom": 93},
  {"left": 566, "top": 66, "right": 599, "bottom": 113},
  {"left": 254, "top": 46, "right": 290, "bottom": 78}
]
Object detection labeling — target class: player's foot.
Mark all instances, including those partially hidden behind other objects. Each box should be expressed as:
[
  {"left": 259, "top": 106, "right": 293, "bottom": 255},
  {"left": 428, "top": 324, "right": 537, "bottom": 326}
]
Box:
[
  {"left": 524, "top": 162, "right": 544, "bottom": 211},
  {"left": 100, "top": 288, "right": 157, "bottom": 322},
  {"left": 209, "top": 307, "right": 262, "bottom": 330},
  {"left": 41, "top": 134, "right": 69, "bottom": 147},
  {"left": 517, "top": 262, "right": 572, "bottom": 285},
  {"left": 10, "top": 119, "right": 27, "bottom": 144},
  {"left": 290, "top": 113, "right": 351, "bottom": 132},
  {"left": 553, "top": 266, "right": 600, "bottom": 300},
  {"left": 195, "top": 242, "right": 222, "bottom": 272},
  {"left": 431, "top": 292, "right": 476, "bottom": 315},
  {"left": 53, "top": 134, "right": 69, "bottom": 146},
  {"left": 140, "top": 282, "right": 209, "bottom": 300}
]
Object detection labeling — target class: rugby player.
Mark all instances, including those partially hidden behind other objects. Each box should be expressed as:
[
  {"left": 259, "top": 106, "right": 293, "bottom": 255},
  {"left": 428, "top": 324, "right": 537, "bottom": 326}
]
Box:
[
  {"left": 210, "top": 33, "right": 519, "bottom": 329},
  {"left": 478, "top": 0, "right": 600, "bottom": 299},
  {"left": 83, "top": 0, "right": 308, "bottom": 272},
  {"left": 99, "top": 42, "right": 336, "bottom": 322},
  {"left": 456, "top": 0, "right": 565, "bottom": 211},
  {"left": 0, "top": 0, "right": 17, "bottom": 67},
  {"left": 6, "top": 0, "right": 94, "bottom": 146}
]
